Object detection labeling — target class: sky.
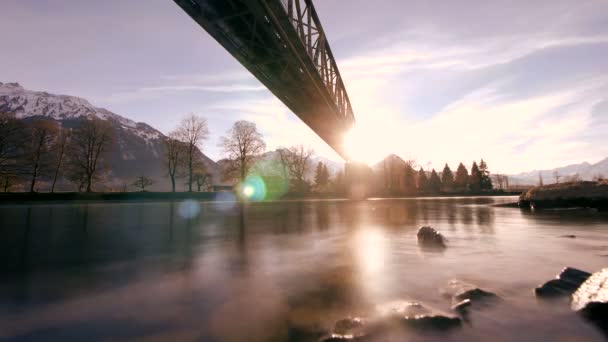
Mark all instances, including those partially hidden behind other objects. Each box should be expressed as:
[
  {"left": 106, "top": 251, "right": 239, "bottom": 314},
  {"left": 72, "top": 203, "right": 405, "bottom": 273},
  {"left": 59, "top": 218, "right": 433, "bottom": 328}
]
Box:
[{"left": 2, "top": 0, "right": 608, "bottom": 174}]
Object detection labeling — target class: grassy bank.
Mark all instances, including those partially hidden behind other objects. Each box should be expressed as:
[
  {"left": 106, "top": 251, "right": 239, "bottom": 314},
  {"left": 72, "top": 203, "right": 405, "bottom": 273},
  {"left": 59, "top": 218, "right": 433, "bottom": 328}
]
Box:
[{"left": 518, "top": 180, "right": 608, "bottom": 210}]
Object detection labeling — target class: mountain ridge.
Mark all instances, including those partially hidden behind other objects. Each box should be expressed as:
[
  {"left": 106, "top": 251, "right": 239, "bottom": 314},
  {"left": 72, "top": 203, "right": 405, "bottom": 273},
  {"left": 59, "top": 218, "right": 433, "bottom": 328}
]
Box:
[{"left": 0, "top": 82, "right": 219, "bottom": 191}]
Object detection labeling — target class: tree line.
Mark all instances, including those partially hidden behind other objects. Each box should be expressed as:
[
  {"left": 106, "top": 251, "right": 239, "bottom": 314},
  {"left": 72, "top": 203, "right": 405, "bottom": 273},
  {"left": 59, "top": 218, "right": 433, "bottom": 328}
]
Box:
[
  {"left": 415, "top": 160, "right": 494, "bottom": 194},
  {"left": 0, "top": 111, "right": 498, "bottom": 196},
  {"left": 0, "top": 113, "right": 113, "bottom": 193}
]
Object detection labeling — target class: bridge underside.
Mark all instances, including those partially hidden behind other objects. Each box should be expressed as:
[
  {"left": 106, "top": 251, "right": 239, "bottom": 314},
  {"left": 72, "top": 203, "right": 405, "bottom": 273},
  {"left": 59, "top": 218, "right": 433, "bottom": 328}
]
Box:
[{"left": 174, "top": 0, "right": 355, "bottom": 159}]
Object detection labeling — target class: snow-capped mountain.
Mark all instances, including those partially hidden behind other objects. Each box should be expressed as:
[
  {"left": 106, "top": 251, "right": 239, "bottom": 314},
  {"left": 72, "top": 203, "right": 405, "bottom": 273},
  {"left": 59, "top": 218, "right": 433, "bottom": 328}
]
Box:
[
  {"left": 0, "top": 82, "right": 162, "bottom": 142},
  {"left": 0, "top": 82, "right": 218, "bottom": 191},
  {"left": 508, "top": 157, "right": 608, "bottom": 185}
]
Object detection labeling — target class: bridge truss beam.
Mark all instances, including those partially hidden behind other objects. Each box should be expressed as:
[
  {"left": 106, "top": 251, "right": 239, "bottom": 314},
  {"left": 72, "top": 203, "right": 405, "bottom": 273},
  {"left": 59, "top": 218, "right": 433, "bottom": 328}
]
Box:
[{"left": 173, "top": 0, "right": 355, "bottom": 159}]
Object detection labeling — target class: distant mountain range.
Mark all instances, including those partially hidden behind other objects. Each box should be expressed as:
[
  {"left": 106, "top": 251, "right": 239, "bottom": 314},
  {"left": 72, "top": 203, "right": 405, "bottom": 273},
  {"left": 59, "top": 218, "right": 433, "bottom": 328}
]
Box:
[
  {"left": 0, "top": 82, "right": 345, "bottom": 191},
  {"left": 0, "top": 82, "right": 219, "bottom": 191},
  {"left": 507, "top": 158, "right": 608, "bottom": 185}
]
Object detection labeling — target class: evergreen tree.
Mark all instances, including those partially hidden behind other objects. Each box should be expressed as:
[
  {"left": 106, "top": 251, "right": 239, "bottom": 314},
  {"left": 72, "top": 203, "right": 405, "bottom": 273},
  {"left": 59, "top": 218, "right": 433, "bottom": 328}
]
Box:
[
  {"left": 469, "top": 161, "right": 481, "bottom": 192},
  {"left": 441, "top": 163, "right": 454, "bottom": 192},
  {"left": 404, "top": 165, "right": 416, "bottom": 194},
  {"left": 479, "top": 159, "right": 493, "bottom": 190},
  {"left": 314, "top": 161, "right": 329, "bottom": 191},
  {"left": 429, "top": 169, "right": 442, "bottom": 194},
  {"left": 417, "top": 168, "right": 428, "bottom": 194},
  {"left": 454, "top": 162, "right": 469, "bottom": 192},
  {"left": 332, "top": 170, "right": 346, "bottom": 194}
]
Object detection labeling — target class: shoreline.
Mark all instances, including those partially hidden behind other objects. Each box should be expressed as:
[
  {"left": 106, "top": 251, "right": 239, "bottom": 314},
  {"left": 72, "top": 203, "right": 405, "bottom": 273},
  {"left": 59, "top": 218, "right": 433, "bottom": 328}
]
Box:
[{"left": 0, "top": 191, "right": 522, "bottom": 204}]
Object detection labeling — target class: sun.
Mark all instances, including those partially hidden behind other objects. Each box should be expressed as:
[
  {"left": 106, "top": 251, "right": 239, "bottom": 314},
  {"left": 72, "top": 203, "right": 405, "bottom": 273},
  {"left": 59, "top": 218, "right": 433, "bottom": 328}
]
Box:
[{"left": 343, "top": 124, "right": 389, "bottom": 165}]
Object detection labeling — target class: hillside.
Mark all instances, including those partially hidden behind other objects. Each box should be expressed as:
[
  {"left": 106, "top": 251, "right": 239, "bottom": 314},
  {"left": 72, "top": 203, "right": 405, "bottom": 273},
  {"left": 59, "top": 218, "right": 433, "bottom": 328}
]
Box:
[
  {"left": 0, "top": 82, "right": 219, "bottom": 191},
  {"left": 508, "top": 158, "right": 608, "bottom": 185}
]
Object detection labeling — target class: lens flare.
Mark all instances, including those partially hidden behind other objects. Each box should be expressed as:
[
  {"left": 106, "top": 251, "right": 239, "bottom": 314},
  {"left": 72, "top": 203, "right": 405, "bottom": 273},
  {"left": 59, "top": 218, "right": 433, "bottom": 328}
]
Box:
[
  {"left": 240, "top": 175, "right": 267, "bottom": 201},
  {"left": 242, "top": 185, "right": 255, "bottom": 197},
  {"left": 178, "top": 199, "right": 201, "bottom": 219},
  {"left": 212, "top": 192, "right": 237, "bottom": 212}
]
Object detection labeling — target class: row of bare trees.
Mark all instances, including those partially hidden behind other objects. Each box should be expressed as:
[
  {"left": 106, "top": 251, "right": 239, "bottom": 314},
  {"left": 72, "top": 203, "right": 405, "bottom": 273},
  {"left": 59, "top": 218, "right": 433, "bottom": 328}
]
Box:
[{"left": 0, "top": 113, "right": 113, "bottom": 193}]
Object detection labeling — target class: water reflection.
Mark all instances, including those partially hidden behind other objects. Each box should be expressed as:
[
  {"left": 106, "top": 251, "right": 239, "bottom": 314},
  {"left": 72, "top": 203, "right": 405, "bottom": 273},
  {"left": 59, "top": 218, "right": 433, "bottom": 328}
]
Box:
[{"left": 1, "top": 197, "right": 608, "bottom": 341}]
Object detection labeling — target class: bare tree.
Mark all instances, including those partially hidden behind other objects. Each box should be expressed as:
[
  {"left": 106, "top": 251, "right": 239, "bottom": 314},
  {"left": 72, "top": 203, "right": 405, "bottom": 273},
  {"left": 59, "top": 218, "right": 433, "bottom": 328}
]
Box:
[
  {"left": 50, "top": 129, "right": 70, "bottom": 193},
  {"left": 164, "top": 132, "right": 186, "bottom": 192},
  {"left": 193, "top": 172, "right": 211, "bottom": 192},
  {"left": 67, "top": 118, "right": 114, "bottom": 192},
  {"left": 175, "top": 114, "right": 209, "bottom": 192},
  {"left": 279, "top": 145, "right": 314, "bottom": 193},
  {"left": 1, "top": 174, "right": 22, "bottom": 192},
  {"left": 191, "top": 157, "right": 212, "bottom": 192},
  {"left": 0, "top": 112, "right": 26, "bottom": 176},
  {"left": 553, "top": 171, "right": 561, "bottom": 184},
  {"left": 219, "top": 120, "right": 266, "bottom": 182},
  {"left": 132, "top": 175, "right": 155, "bottom": 192},
  {"left": 24, "top": 119, "right": 59, "bottom": 192}
]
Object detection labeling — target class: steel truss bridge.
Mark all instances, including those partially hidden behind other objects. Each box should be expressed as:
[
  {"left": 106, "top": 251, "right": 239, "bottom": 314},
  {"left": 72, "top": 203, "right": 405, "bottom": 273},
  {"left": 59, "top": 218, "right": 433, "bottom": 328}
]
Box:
[{"left": 173, "top": 0, "right": 355, "bottom": 159}]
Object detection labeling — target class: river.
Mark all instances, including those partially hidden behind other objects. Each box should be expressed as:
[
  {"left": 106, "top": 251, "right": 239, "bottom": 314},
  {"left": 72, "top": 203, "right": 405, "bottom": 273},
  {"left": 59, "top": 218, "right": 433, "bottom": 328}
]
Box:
[{"left": 1, "top": 197, "right": 607, "bottom": 341}]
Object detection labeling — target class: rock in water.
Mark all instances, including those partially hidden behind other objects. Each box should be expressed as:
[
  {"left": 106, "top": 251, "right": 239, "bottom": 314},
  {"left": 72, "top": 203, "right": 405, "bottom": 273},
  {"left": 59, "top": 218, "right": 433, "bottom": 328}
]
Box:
[
  {"left": 320, "top": 301, "right": 461, "bottom": 340},
  {"left": 417, "top": 226, "right": 446, "bottom": 248},
  {"left": 451, "top": 299, "right": 472, "bottom": 316},
  {"left": 571, "top": 268, "right": 608, "bottom": 335},
  {"left": 375, "top": 300, "right": 461, "bottom": 332},
  {"left": 535, "top": 267, "right": 591, "bottom": 298},
  {"left": 443, "top": 280, "right": 500, "bottom": 307}
]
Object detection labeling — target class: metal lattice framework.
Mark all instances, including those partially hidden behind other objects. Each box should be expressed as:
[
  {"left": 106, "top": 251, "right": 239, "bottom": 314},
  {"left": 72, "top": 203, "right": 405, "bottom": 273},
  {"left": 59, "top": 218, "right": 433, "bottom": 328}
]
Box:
[{"left": 173, "top": 0, "right": 355, "bottom": 158}]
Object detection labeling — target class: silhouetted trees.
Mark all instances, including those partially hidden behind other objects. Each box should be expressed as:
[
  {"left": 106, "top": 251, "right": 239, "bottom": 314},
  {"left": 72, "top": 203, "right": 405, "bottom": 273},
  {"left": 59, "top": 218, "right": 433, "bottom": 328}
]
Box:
[
  {"left": 441, "top": 163, "right": 454, "bottom": 192},
  {"left": 469, "top": 161, "right": 481, "bottom": 192},
  {"left": 314, "top": 161, "right": 330, "bottom": 191},
  {"left": 454, "top": 163, "right": 469, "bottom": 192},
  {"left": 67, "top": 118, "right": 114, "bottom": 192},
  {"left": 404, "top": 165, "right": 417, "bottom": 194},
  {"left": 50, "top": 129, "right": 70, "bottom": 193},
  {"left": 175, "top": 114, "right": 209, "bottom": 192},
  {"left": 417, "top": 168, "right": 428, "bottom": 194},
  {"left": 332, "top": 170, "right": 346, "bottom": 194},
  {"left": 429, "top": 169, "right": 441, "bottom": 194},
  {"left": 220, "top": 120, "right": 266, "bottom": 182},
  {"left": 24, "top": 119, "right": 59, "bottom": 192},
  {"left": 0, "top": 113, "right": 26, "bottom": 178},
  {"left": 164, "top": 132, "right": 186, "bottom": 192},
  {"left": 192, "top": 158, "right": 211, "bottom": 192},
  {"left": 280, "top": 145, "right": 314, "bottom": 193},
  {"left": 133, "top": 175, "right": 154, "bottom": 192},
  {"left": 479, "top": 159, "right": 493, "bottom": 190}
]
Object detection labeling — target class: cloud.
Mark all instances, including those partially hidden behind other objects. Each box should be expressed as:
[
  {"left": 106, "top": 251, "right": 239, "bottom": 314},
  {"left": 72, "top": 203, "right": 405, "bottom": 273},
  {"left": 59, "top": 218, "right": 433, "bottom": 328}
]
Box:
[{"left": 97, "top": 72, "right": 266, "bottom": 104}]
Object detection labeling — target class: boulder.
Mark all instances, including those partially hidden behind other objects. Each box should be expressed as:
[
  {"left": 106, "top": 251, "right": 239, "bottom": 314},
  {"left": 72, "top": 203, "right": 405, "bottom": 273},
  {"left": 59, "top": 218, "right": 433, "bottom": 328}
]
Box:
[
  {"left": 443, "top": 280, "right": 500, "bottom": 305},
  {"left": 417, "top": 226, "right": 446, "bottom": 248},
  {"left": 571, "top": 268, "right": 608, "bottom": 335},
  {"left": 320, "top": 300, "right": 461, "bottom": 341},
  {"left": 451, "top": 299, "right": 472, "bottom": 317},
  {"left": 535, "top": 267, "right": 591, "bottom": 298},
  {"left": 375, "top": 300, "right": 461, "bottom": 332}
]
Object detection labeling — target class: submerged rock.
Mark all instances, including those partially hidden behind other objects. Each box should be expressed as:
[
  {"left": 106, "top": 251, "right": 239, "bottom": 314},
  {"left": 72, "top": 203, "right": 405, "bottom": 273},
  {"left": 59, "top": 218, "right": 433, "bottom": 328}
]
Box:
[
  {"left": 443, "top": 280, "right": 500, "bottom": 307},
  {"left": 320, "top": 300, "right": 461, "bottom": 341},
  {"left": 535, "top": 267, "right": 591, "bottom": 298},
  {"left": 375, "top": 300, "right": 461, "bottom": 332},
  {"left": 571, "top": 268, "right": 608, "bottom": 335},
  {"left": 417, "top": 226, "right": 446, "bottom": 248},
  {"left": 451, "top": 299, "right": 472, "bottom": 316}
]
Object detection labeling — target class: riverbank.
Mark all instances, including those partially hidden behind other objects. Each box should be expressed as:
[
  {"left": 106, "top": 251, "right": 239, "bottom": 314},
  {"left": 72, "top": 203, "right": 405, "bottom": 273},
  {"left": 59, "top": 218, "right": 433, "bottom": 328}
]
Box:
[
  {"left": 0, "top": 191, "right": 522, "bottom": 204},
  {"left": 516, "top": 181, "right": 608, "bottom": 210}
]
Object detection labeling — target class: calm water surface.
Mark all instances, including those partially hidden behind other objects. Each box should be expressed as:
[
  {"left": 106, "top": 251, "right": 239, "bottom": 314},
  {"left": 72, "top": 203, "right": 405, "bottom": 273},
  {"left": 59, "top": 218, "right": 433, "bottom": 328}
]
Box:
[{"left": 1, "top": 197, "right": 608, "bottom": 341}]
